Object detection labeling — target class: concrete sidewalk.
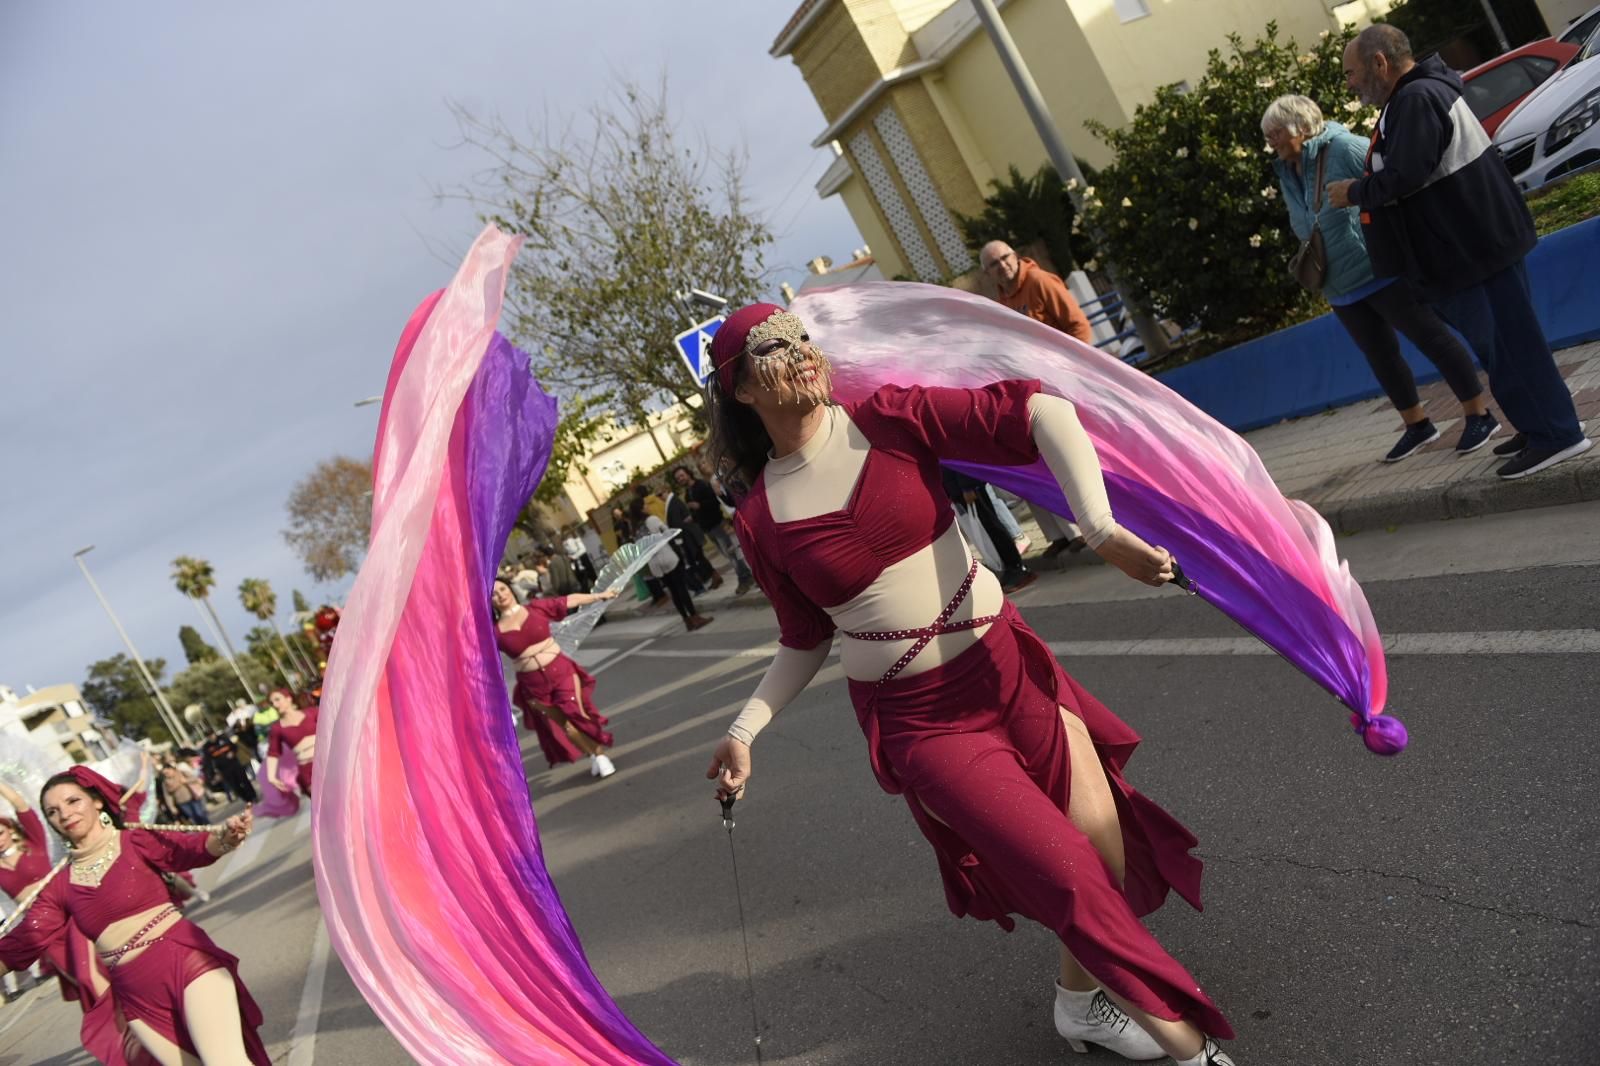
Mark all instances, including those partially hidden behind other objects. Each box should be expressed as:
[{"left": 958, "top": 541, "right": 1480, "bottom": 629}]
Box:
[{"left": 1251, "top": 339, "right": 1600, "bottom": 533}]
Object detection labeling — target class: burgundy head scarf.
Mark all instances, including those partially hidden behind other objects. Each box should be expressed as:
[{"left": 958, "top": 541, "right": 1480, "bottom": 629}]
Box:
[
  {"left": 710, "top": 302, "right": 786, "bottom": 395},
  {"left": 46, "top": 765, "right": 126, "bottom": 822}
]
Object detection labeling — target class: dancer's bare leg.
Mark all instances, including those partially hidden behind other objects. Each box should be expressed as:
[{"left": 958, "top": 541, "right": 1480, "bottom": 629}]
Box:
[
  {"left": 125, "top": 1020, "right": 199, "bottom": 1066},
  {"left": 1057, "top": 706, "right": 1206, "bottom": 1060},
  {"left": 544, "top": 706, "right": 603, "bottom": 757},
  {"left": 182, "top": 968, "right": 253, "bottom": 1065}
]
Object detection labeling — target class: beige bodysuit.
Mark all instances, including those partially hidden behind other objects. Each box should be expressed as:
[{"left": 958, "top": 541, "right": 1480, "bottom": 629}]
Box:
[{"left": 727, "top": 393, "right": 1117, "bottom": 745}]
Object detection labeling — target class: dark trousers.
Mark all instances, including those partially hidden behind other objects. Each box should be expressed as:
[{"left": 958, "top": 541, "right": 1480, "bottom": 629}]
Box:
[
  {"left": 1433, "top": 262, "right": 1581, "bottom": 450},
  {"left": 969, "top": 488, "right": 1024, "bottom": 574},
  {"left": 1331, "top": 279, "right": 1484, "bottom": 413},
  {"left": 219, "top": 762, "right": 257, "bottom": 804},
  {"left": 675, "top": 526, "right": 716, "bottom": 585},
  {"left": 659, "top": 562, "right": 698, "bottom": 620}
]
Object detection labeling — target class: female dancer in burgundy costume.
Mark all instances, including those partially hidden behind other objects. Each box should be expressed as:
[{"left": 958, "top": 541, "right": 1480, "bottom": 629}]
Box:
[
  {"left": 0, "top": 779, "right": 88, "bottom": 1003},
  {"left": 702, "top": 304, "right": 1237, "bottom": 1065},
  {"left": 265, "top": 688, "right": 316, "bottom": 798},
  {"left": 0, "top": 766, "right": 263, "bottom": 1065},
  {"left": 492, "top": 579, "right": 621, "bottom": 778}
]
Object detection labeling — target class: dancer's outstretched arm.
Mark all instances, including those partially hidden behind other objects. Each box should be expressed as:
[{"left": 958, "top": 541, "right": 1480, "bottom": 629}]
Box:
[{"left": 708, "top": 641, "right": 832, "bottom": 798}]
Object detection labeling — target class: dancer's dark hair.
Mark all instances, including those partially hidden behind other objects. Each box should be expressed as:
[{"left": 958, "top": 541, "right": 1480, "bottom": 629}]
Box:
[{"left": 706, "top": 355, "right": 775, "bottom": 484}]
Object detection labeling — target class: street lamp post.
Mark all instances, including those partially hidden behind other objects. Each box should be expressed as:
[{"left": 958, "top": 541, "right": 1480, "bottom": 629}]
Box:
[
  {"left": 967, "top": 0, "right": 1170, "bottom": 360},
  {"left": 73, "top": 546, "right": 194, "bottom": 746}
]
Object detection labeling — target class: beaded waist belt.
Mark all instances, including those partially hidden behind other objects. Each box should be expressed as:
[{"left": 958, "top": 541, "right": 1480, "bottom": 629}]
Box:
[
  {"left": 842, "top": 557, "right": 1001, "bottom": 686},
  {"left": 100, "top": 905, "right": 178, "bottom": 968}
]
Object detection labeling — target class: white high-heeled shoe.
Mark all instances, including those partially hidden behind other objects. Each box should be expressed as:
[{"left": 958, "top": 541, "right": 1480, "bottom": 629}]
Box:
[
  {"left": 589, "top": 754, "right": 616, "bottom": 778},
  {"left": 1054, "top": 983, "right": 1165, "bottom": 1061}
]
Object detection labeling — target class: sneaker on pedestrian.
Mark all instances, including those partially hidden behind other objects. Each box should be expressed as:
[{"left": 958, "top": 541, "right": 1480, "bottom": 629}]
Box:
[
  {"left": 1382, "top": 419, "right": 1439, "bottom": 463},
  {"left": 1492, "top": 431, "right": 1528, "bottom": 457},
  {"left": 1454, "top": 412, "right": 1500, "bottom": 454},
  {"left": 733, "top": 580, "right": 753, "bottom": 597},
  {"left": 1496, "top": 436, "right": 1593, "bottom": 480},
  {"left": 589, "top": 754, "right": 616, "bottom": 779},
  {"left": 1053, "top": 983, "right": 1164, "bottom": 1060}
]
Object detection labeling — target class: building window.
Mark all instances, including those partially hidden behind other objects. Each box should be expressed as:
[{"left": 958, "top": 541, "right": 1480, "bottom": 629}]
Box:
[
  {"left": 872, "top": 108, "right": 974, "bottom": 275},
  {"left": 1113, "top": 0, "right": 1150, "bottom": 22},
  {"left": 849, "top": 130, "right": 942, "bottom": 281}
]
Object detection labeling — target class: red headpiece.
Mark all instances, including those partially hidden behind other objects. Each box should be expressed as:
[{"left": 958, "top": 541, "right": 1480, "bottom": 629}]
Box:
[
  {"left": 50, "top": 765, "right": 126, "bottom": 822},
  {"left": 710, "top": 303, "right": 786, "bottom": 396}
]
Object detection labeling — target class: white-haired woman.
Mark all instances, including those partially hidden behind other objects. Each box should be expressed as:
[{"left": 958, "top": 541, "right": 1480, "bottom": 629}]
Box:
[{"left": 1263, "top": 94, "right": 1499, "bottom": 463}]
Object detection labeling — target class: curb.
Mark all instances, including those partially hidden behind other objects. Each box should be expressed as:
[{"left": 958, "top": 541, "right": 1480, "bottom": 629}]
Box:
[{"left": 1317, "top": 460, "right": 1600, "bottom": 533}]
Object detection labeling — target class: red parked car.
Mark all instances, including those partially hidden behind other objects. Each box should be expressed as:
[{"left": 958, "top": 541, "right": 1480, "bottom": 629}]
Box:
[{"left": 1462, "top": 38, "right": 1581, "bottom": 135}]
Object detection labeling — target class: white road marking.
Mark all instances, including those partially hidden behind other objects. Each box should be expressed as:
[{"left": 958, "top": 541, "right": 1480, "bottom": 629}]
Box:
[
  {"left": 287, "top": 918, "right": 332, "bottom": 1066},
  {"left": 590, "top": 637, "right": 660, "bottom": 676},
  {"left": 621, "top": 630, "right": 1600, "bottom": 660}
]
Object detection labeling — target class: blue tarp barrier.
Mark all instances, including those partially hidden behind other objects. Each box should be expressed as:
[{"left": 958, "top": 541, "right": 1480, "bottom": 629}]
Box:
[{"left": 1156, "top": 216, "right": 1600, "bottom": 432}]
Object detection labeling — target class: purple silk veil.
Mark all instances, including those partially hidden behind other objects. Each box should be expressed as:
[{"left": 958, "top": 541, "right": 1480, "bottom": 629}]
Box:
[
  {"left": 792, "top": 282, "right": 1406, "bottom": 754},
  {"left": 315, "top": 225, "right": 677, "bottom": 1063}
]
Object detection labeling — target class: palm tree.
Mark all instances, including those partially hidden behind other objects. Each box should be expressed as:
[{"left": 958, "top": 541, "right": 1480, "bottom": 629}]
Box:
[
  {"left": 171, "top": 555, "right": 255, "bottom": 703},
  {"left": 238, "top": 577, "right": 318, "bottom": 683}
]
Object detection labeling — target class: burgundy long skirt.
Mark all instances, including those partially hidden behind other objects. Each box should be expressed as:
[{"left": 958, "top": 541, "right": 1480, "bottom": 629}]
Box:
[
  {"left": 512, "top": 654, "right": 614, "bottom": 767},
  {"left": 848, "top": 601, "right": 1234, "bottom": 1038}
]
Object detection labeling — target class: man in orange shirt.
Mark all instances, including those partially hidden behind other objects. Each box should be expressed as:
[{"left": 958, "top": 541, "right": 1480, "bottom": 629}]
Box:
[
  {"left": 980, "top": 239, "right": 1093, "bottom": 557},
  {"left": 980, "top": 240, "right": 1094, "bottom": 344}
]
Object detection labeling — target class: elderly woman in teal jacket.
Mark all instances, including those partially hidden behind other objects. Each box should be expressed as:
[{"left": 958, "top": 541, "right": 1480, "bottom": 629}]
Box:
[{"left": 1264, "top": 94, "right": 1499, "bottom": 463}]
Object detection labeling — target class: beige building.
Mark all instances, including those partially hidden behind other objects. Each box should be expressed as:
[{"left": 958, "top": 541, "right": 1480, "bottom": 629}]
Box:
[
  {"left": 0, "top": 683, "right": 114, "bottom": 764},
  {"left": 775, "top": 0, "right": 1393, "bottom": 282}
]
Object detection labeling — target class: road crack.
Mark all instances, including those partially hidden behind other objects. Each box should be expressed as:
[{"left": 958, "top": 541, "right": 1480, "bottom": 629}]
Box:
[{"left": 1200, "top": 851, "right": 1597, "bottom": 930}]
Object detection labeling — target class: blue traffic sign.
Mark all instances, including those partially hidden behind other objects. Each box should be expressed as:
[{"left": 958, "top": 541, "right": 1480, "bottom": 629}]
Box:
[{"left": 673, "top": 316, "right": 724, "bottom": 384}]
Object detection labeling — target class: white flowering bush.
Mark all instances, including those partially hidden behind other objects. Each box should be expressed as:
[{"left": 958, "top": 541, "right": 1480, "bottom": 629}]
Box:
[{"left": 1083, "top": 23, "right": 1377, "bottom": 354}]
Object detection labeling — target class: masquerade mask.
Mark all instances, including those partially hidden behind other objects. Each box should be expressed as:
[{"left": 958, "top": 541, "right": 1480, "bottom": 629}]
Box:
[{"left": 712, "top": 305, "right": 832, "bottom": 405}]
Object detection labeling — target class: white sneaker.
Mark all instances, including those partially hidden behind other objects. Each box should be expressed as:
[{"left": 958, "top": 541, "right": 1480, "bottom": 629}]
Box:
[
  {"left": 1054, "top": 983, "right": 1165, "bottom": 1060},
  {"left": 591, "top": 754, "right": 616, "bottom": 779}
]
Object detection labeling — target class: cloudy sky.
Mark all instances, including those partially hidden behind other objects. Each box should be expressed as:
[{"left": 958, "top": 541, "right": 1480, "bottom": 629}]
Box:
[{"left": 0, "top": 2, "right": 861, "bottom": 700}]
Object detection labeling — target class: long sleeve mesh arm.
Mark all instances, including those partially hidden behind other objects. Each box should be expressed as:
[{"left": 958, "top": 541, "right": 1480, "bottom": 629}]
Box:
[
  {"left": 1028, "top": 392, "right": 1118, "bottom": 548},
  {"left": 725, "top": 640, "right": 833, "bottom": 746}
]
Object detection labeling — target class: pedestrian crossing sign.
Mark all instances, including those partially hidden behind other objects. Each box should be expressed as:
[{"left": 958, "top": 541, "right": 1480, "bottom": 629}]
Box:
[{"left": 673, "top": 316, "right": 725, "bottom": 384}]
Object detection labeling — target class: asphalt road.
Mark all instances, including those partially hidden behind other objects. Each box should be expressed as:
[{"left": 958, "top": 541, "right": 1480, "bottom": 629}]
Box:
[{"left": 3, "top": 502, "right": 1596, "bottom": 1065}]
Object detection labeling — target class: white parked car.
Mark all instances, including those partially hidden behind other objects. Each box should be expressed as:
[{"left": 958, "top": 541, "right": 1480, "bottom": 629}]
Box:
[{"left": 1493, "top": 22, "right": 1600, "bottom": 190}]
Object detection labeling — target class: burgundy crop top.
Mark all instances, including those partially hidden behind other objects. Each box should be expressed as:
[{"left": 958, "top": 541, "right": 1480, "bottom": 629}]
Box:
[
  {"left": 0, "top": 829, "right": 217, "bottom": 967},
  {"left": 268, "top": 707, "right": 319, "bottom": 759},
  {"left": 733, "top": 380, "right": 1042, "bottom": 651},
  {"left": 0, "top": 810, "right": 55, "bottom": 899},
  {"left": 494, "top": 599, "right": 569, "bottom": 658}
]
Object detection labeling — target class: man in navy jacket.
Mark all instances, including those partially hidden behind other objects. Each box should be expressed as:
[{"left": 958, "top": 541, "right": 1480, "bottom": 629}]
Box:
[{"left": 1328, "top": 24, "right": 1590, "bottom": 480}]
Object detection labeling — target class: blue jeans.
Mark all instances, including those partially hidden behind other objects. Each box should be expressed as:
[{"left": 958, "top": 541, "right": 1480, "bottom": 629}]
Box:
[
  {"left": 180, "top": 799, "right": 209, "bottom": 825},
  {"left": 1433, "top": 262, "right": 1581, "bottom": 451}
]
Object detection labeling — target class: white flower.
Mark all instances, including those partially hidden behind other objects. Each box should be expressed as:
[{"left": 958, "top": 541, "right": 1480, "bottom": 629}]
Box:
[
  {"left": 1249, "top": 234, "right": 1263, "bottom": 248},
  {"left": 1297, "top": 54, "right": 1314, "bottom": 65},
  {"left": 1363, "top": 115, "right": 1379, "bottom": 129},
  {"left": 1202, "top": 256, "right": 1210, "bottom": 265},
  {"left": 1066, "top": 177, "right": 1079, "bottom": 191},
  {"left": 1188, "top": 217, "right": 1200, "bottom": 230},
  {"left": 1084, "top": 259, "right": 1099, "bottom": 271},
  {"left": 1261, "top": 186, "right": 1278, "bottom": 200},
  {"left": 1083, "top": 185, "right": 1095, "bottom": 198},
  {"left": 1121, "top": 196, "right": 1133, "bottom": 207},
  {"left": 1257, "top": 77, "right": 1276, "bottom": 88},
  {"left": 1264, "top": 144, "right": 1276, "bottom": 154},
  {"left": 1158, "top": 125, "right": 1168, "bottom": 135},
  {"left": 1343, "top": 100, "right": 1361, "bottom": 113},
  {"left": 1268, "top": 228, "right": 1281, "bottom": 240},
  {"left": 1232, "top": 145, "right": 1251, "bottom": 159},
  {"left": 1319, "top": 29, "right": 1331, "bottom": 39},
  {"left": 1175, "top": 146, "right": 1189, "bottom": 159}
]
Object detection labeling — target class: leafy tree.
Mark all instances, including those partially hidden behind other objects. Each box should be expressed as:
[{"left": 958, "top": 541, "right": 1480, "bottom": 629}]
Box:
[
  {"left": 282, "top": 455, "right": 372, "bottom": 581},
  {"left": 239, "top": 577, "right": 318, "bottom": 682},
  {"left": 167, "top": 657, "right": 271, "bottom": 725},
  {"left": 447, "top": 79, "right": 774, "bottom": 425},
  {"left": 82, "top": 654, "right": 172, "bottom": 742},
  {"left": 178, "top": 625, "right": 218, "bottom": 666},
  {"left": 533, "top": 395, "right": 618, "bottom": 507},
  {"left": 1084, "top": 24, "right": 1377, "bottom": 354},
  {"left": 956, "top": 163, "right": 1097, "bottom": 275},
  {"left": 291, "top": 588, "right": 310, "bottom": 613},
  {"left": 171, "top": 555, "right": 254, "bottom": 703}
]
